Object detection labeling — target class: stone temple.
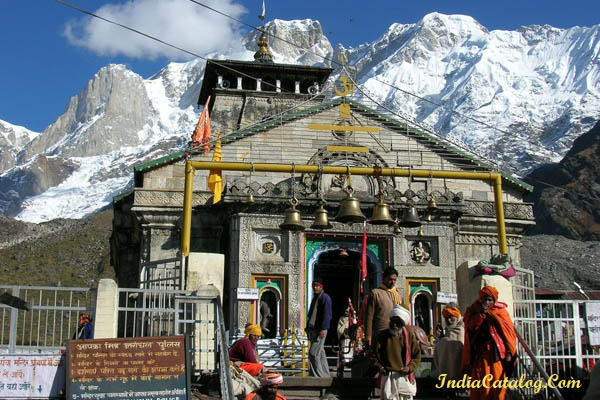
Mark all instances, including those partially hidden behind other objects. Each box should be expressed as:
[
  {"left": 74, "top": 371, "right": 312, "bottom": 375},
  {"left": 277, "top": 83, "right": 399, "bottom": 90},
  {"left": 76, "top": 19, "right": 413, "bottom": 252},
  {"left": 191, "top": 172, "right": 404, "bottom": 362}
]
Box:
[{"left": 111, "top": 34, "right": 535, "bottom": 344}]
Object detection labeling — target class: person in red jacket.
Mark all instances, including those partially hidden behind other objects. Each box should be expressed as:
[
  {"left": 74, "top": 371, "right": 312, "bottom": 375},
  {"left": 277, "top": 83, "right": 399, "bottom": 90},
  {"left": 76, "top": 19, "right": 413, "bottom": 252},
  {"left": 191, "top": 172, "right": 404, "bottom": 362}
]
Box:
[
  {"left": 245, "top": 372, "right": 286, "bottom": 400},
  {"left": 229, "top": 324, "right": 264, "bottom": 376},
  {"left": 462, "top": 286, "right": 517, "bottom": 400}
]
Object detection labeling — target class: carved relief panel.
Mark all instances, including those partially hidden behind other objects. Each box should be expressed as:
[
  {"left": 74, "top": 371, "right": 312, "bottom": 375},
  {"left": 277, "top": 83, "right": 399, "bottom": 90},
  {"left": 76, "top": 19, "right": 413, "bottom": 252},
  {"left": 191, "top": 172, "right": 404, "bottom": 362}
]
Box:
[{"left": 406, "top": 237, "right": 439, "bottom": 266}]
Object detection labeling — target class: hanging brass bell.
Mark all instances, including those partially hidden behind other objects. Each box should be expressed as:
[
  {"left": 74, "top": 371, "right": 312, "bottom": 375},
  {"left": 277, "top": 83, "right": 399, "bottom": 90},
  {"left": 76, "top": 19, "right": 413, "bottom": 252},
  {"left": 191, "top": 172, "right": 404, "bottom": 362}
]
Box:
[
  {"left": 427, "top": 196, "right": 438, "bottom": 212},
  {"left": 400, "top": 206, "right": 421, "bottom": 228},
  {"left": 393, "top": 222, "right": 403, "bottom": 236},
  {"left": 246, "top": 192, "right": 255, "bottom": 205},
  {"left": 423, "top": 212, "right": 432, "bottom": 223},
  {"left": 279, "top": 201, "right": 305, "bottom": 231},
  {"left": 335, "top": 189, "right": 366, "bottom": 224},
  {"left": 418, "top": 227, "right": 425, "bottom": 236},
  {"left": 311, "top": 204, "right": 332, "bottom": 230},
  {"left": 369, "top": 198, "right": 395, "bottom": 226}
]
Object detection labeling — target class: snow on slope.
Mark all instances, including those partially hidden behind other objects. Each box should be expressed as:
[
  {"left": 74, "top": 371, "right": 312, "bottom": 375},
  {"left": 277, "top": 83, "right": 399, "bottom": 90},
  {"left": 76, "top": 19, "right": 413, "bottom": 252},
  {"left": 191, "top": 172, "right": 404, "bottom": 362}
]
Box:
[{"left": 0, "top": 121, "right": 39, "bottom": 150}]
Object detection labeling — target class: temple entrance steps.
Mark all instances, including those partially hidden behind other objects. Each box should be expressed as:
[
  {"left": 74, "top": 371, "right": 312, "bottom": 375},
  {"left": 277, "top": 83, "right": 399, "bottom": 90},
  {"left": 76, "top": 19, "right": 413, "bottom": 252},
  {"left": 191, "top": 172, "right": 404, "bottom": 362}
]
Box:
[{"left": 277, "top": 377, "right": 468, "bottom": 399}]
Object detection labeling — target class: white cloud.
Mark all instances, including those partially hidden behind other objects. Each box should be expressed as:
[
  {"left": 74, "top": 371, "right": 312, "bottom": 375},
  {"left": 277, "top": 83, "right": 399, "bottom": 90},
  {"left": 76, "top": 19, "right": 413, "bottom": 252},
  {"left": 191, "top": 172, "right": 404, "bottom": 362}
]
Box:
[{"left": 63, "top": 0, "right": 247, "bottom": 60}]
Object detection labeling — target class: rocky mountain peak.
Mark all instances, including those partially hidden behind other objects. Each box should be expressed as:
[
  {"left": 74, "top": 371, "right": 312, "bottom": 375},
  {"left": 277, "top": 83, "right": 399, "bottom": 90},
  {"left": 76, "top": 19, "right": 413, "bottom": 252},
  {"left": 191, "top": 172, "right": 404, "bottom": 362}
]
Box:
[
  {"left": 19, "top": 64, "right": 154, "bottom": 162},
  {"left": 525, "top": 120, "right": 600, "bottom": 240},
  {"left": 0, "top": 121, "right": 38, "bottom": 172}
]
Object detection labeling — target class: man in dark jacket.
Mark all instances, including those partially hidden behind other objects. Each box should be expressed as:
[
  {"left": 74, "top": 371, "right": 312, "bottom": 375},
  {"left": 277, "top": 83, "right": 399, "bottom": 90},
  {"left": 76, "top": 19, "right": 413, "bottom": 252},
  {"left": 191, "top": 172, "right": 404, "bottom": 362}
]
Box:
[
  {"left": 75, "top": 313, "right": 94, "bottom": 339},
  {"left": 306, "top": 279, "right": 332, "bottom": 377}
]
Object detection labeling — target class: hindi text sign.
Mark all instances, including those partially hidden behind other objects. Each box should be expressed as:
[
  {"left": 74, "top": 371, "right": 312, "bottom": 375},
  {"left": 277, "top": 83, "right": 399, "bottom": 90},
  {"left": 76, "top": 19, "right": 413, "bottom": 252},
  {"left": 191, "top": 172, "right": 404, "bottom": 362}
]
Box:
[
  {"left": 67, "top": 335, "right": 189, "bottom": 400},
  {"left": 0, "top": 355, "right": 65, "bottom": 399}
]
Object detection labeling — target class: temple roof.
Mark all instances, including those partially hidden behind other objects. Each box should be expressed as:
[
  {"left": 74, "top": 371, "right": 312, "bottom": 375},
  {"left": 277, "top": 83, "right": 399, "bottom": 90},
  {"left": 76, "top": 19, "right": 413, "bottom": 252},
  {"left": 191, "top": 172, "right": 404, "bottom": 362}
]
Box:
[{"left": 133, "top": 97, "right": 533, "bottom": 193}]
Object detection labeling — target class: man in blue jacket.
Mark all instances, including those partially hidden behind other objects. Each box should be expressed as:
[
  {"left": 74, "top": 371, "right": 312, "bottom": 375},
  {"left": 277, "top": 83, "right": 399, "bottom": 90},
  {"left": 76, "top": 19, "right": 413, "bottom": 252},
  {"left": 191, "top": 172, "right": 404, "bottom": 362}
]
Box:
[{"left": 306, "top": 279, "right": 332, "bottom": 377}]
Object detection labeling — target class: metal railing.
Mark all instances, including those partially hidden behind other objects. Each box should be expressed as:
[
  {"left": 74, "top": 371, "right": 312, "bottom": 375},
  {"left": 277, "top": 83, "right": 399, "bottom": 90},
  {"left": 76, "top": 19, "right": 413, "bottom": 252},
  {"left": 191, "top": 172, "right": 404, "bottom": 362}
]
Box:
[
  {"left": 230, "top": 326, "right": 310, "bottom": 376},
  {"left": 117, "top": 287, "right": 192, "bottom": 338},
  {"left": 174, "top": 295, "right": 222, "bottom": 374},
  {"left": 513, "top": 299, "right": 600, "bottom": 398},
  {"left": 139, "top": 257, "right": 183, "bottom": 291},
  {"left": 117, "top": 287, "right": 229, "bottom": 379},
  {"left": 0, "top": 285, "right": 95, "bottom": 354},
  {"left": 513, "top": 328, "right": 566, "bottom": 399}
]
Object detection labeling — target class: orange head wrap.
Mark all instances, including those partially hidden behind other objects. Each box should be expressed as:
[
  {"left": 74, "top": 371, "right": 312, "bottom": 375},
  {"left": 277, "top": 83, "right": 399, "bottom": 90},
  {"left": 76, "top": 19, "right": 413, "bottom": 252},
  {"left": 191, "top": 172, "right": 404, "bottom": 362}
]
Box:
[
  {"left": 244, "top": 324, "right": 262, "bottom": 337},
  {"left": 478, "top": 286, "right": 499, "bottom": 302},
  {"left": 442, "top": 306, "right": 461, "bottom": 319}
]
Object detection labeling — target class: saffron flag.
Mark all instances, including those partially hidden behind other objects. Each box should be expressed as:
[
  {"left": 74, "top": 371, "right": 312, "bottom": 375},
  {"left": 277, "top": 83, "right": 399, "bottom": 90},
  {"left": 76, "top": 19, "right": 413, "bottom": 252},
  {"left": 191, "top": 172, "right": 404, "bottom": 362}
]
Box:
[
  {"left": 207, "top": 132, "right": 222, "bottom": 203},
  {"left": 191, "top": 96, "right": 211, "bottom": 153},
  {"left": 360, "top": 221, "right": 367, "bottom": 292}
]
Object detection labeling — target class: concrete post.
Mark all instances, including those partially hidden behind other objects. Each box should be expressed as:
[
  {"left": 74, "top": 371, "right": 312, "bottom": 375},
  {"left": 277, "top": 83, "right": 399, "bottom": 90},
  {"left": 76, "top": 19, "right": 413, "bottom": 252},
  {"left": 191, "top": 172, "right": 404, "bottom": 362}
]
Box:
[
  {"left": 94, "top": 279, "right": 119, "bottom": 338},
  {"left": 186, "top": 253, "right": 225, "bottom": 371},
  {"left": 186, "top": 253, "right": 225, "bottom": 297}
]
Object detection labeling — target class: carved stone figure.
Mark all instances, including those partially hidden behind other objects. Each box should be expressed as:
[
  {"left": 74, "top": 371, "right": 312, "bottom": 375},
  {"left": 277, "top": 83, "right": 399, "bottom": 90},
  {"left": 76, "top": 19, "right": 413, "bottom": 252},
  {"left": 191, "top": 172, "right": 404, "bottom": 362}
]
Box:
[{"left": 410, "top": 241, "right": 431, "bottom": 264}]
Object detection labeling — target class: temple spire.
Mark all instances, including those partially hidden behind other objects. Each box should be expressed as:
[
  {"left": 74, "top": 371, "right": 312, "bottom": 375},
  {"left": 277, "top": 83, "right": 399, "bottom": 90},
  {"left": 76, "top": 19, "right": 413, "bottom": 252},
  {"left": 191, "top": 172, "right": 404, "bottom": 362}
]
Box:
[
  {"left": 254, "top": 32, "right": 273, "bottom": 63},
  {"left": 254, "top": 0, "right": 273, "bottom": 63}
]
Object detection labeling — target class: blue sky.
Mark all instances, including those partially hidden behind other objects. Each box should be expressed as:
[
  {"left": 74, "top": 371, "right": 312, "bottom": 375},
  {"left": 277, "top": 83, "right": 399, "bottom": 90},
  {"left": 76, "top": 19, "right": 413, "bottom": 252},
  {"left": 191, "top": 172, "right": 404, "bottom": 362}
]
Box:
[{"left": 2, "top": 0, "right": 599, "bottom": 133}]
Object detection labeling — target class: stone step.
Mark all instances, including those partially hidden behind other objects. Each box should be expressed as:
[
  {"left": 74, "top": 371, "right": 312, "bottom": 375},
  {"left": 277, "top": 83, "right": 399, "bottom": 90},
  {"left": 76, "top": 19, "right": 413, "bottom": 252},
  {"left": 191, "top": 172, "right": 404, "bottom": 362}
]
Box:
[{"left": 277, "top": 376, "right": 467, "bottom": 399}]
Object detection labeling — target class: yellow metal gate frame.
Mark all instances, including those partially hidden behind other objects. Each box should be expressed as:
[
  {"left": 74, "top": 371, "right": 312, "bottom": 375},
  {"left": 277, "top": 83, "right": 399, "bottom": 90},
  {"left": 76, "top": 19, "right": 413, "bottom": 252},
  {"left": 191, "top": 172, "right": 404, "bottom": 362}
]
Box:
[{"left": 180, "top": 161, "right": 508, "bottom": 257}]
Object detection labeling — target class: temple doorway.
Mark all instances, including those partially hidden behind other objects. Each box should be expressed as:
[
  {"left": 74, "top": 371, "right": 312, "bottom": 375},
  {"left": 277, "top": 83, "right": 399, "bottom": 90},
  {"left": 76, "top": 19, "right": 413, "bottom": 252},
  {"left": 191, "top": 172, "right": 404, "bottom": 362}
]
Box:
[
  {"left": 259, "top": 289, "right": 278, "bottom": 339},
  {"left": 313, "top": 247, "right": 374, "bottom": 349}
]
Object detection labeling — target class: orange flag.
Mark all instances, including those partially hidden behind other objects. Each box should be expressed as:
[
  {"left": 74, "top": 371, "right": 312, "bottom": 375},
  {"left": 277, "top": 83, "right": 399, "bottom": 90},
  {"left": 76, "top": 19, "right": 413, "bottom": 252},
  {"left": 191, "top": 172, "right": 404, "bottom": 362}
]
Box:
[
  {"left": 191, "top": 96, "right": 211, "bottom": 153},
  {"left": 207, "top": 132, "right": 222, "bottom": 203}
]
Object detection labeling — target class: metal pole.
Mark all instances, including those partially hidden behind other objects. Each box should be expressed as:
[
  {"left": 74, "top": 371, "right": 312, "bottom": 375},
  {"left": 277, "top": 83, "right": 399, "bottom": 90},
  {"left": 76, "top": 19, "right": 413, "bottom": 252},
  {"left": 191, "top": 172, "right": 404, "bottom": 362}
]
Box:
[
  {"left": 181, "top": 161, "right": 508, "bottom": 255},
  {"left": 188, "top": 161, "right": 498, "bottom": 181},
  {"left": 492, "top": 174, "right": 508, "bottom": 255},
  {"left": 182, "top": 161, "right": 194, "bottom": 257}
]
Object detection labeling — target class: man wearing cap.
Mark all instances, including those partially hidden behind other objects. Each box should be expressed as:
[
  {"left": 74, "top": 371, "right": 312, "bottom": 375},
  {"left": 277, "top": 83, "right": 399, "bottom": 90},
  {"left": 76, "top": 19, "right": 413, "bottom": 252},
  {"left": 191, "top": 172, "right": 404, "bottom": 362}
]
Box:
[
  {"left": 431, "top": 303, "right": 464, "bottom": 394},
  {"left": 462, "top": 286, "right": 517, "bottom": 400},
  {"left": 365, "top": 267, "right": 403, "bottom": 346},
  {"left": 306, "top": 279, "right": 332, "bottom": 377},
  {"left": 370, "top": 305, "right": 421, "bottom": 400},
  {"left": 230, "top": 324, "right": 265, "bottom": 376},
  {"left": 245, "top": 372, "right": 286, "bottom": 400}
]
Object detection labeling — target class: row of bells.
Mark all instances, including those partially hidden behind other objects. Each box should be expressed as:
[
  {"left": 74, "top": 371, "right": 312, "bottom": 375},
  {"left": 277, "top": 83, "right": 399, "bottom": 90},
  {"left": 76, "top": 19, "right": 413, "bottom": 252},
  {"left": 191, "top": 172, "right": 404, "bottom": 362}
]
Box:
[{"left": 279, "top": 191, "right": 438, "bottom": 232}]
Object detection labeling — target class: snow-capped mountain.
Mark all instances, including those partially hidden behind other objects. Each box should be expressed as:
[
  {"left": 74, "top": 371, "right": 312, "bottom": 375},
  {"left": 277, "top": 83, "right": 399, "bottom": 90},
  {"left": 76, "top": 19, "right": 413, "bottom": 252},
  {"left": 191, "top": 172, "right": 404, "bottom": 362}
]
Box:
[
  {"left": 1, "top": 14, "right": 599, "bottom": 222},
  {"left": 0, "top": 121, "right": 39, "bottom": 172},
  {"left": 343, "top": 13, "right": 600, "bottom": 171}
]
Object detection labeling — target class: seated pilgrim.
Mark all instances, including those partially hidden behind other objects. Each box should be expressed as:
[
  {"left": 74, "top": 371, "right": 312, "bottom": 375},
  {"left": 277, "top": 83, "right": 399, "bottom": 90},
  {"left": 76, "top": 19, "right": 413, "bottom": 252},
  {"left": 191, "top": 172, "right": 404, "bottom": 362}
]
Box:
[{"left": 229, "top": 324, "right": 265, "bottom": 376}]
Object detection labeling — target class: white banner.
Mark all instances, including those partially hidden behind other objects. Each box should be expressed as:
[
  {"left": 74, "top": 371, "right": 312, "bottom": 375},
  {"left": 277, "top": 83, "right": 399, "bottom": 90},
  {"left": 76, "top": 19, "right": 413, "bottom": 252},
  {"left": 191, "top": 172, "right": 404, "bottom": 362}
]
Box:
[
  {"left": 586, "top": 302, "right": 600, "bottom": 346},
  {"left": 237, "top": 287, "right": 259, "bottom": 300},
  {"left": 436, "top": 291, "right": 458, "bottom": 304},
  {"left": 0, "top": 355, "right": 65, "bottom": 399}
]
